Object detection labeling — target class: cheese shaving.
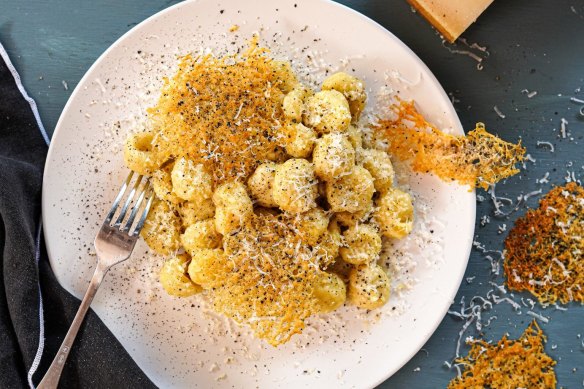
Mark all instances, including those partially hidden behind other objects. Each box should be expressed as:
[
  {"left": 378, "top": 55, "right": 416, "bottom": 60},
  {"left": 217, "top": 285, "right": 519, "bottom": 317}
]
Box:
[
  {"left": 493, "top": 105, "right": 506, "bottom": 119},
  {"left": 536, "top": 141, "right": 555, "bottom": 152},
  {"left": 521, "top": 89, "right": 538, "bottom": 98}
]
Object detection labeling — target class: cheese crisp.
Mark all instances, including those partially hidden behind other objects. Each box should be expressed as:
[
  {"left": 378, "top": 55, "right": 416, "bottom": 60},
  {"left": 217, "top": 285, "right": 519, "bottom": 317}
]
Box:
[
  {"left": 448, "top": 321, "right": 557, "bottom": 389},
  {"left": 373, "top": 100, "right": 525, "bottom": 190},
  {"left": 124, "top": 40, "right": 414, "bottom": 345},
  {"left": 504, "top": 182, "right": 584, "bottom": 305}
]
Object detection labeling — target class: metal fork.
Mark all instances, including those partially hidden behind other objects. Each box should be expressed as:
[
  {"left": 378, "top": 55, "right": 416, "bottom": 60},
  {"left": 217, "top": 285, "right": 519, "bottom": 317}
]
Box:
[{"left": 38, "top": 172, "right": 153, "bottom": 389}]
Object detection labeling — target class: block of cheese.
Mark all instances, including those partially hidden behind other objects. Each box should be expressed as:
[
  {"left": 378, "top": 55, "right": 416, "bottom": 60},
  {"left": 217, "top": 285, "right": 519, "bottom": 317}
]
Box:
[{"left": 407, "top": 0, "right": 494, "bottom": 42}]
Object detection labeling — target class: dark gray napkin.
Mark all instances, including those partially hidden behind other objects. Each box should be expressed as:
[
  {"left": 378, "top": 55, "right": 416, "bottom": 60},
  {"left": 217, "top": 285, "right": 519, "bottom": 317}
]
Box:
[{"left": 0, "top": 50, "right": 156, "bottom": 388}]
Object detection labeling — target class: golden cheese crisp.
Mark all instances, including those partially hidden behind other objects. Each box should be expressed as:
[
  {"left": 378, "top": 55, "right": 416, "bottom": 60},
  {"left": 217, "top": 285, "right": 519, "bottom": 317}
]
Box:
[
  {"left": 504, "top": 182, "right": 584, "bottom": 305},
  {"left": 448, "top": 320, "right": 557, "bottom": 389},
  {"left": 373, "top": 100, "right": 525, "bottom": 190}
]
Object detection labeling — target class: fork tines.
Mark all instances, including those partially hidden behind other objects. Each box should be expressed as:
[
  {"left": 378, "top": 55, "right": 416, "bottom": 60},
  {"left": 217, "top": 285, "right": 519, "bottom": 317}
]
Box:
[{"left": 105, "top": 172, "right": 154, "bottom": 236}]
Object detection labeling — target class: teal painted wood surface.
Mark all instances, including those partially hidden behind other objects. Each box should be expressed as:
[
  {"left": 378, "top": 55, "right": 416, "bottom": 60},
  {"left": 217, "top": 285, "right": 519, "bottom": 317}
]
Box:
[{"left": 1, "top": 0, "right": 583, "bottom": 387}]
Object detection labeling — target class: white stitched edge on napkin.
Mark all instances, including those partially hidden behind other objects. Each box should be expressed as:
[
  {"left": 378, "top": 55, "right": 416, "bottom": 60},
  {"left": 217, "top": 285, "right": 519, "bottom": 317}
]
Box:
[
  {"left": 27, "top": 219, "right": 46, "bottom": 389},
  {"left": 0, "top": 41, "right": 50, "bottom": 146},
  {"left": 0, "top": 41, "right": 49, "bottom": 389}
]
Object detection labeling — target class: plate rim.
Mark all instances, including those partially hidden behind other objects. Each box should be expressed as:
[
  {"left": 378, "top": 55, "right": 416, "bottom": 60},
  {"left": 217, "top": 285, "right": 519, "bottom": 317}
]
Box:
[{"left": 42, "top": 0, "right": 476, "bottom": 387}]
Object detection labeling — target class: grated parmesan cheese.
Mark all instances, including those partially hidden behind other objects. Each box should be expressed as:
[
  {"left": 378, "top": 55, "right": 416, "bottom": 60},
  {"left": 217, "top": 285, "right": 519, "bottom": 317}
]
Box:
[
  {"left": 536, "top": 141, "right": 555, "bottom": 152},
  {"left": 560, "top": 118, "right": 569, "bottom": 139},
  {"left": 493, "top": 105, "right": 506, "bottom": 119}
]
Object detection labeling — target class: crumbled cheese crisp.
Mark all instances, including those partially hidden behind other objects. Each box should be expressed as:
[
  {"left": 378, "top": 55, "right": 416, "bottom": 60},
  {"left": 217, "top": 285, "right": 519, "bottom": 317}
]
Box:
[
  {"left": 147, "top": 37, "right": 290, "bottom": 185},
  {"left": 213, "top": 211, "right": 335, "bottom": 346},
  {"left": 373, "top": 100, "right": 525, "bottom": 190},
  {"left": 504, "top": 182, "right": 584, "bottom": 304},
  {"left": 447, "top": 321, "right": 557, "bottom": 389}
]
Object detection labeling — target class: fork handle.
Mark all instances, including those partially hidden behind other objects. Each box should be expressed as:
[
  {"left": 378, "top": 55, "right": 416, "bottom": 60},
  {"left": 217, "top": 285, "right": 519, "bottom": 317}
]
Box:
[{"left": 37, "top": 263, "right": 108, "bottom": 389}]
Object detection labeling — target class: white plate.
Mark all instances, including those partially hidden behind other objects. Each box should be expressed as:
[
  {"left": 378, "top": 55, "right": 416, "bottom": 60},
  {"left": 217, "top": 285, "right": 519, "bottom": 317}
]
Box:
[{"left": 43, "top": 0, "right": 475, "bottom": 387}]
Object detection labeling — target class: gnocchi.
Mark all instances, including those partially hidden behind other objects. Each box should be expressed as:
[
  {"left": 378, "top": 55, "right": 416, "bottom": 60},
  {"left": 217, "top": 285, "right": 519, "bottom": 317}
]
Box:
[
  {"left": 124, "top": 50, "right": 420, "bottom": 346},
  {"left": 313, "top": 272, "right": 347, "bottom": 313},
  {"left": 213, "top": 180, "right": 253, "bottom": 235},
  {"left": 358, "top": 148, "right": 395, "bottom": 193},
  {"left": 326, "top": 166, "right": 375, "bottom": 213},
  {"left": 270, "top": 60, "right": 298, "bottom": 93},
  {"left": 374, "top": 188, "right": 414, "bottom": 239},
  {"left": 313, "top": 133, "right": 355, "bottom": 181},
  {"left": 289, "top": 207, "right": 329, "bottom": 246},
  {"left": 159, "top": 254, "right": 203, "bottom": 297},
  {"left": 303, "top": 90, "right": 351, "bottom": 134},
  {"left": 346, "top": 124, "right": 363, "bottom": 150},
  {"left": 248, "top": 162, "right": 278, "bottom": 207},
  {"left": 334, "top": 199, "right": 374, "bottom": 227},
  {"left": 171, "top": 157, "right": 213, "bottom": 201},
  {"left": 178, "top": 199, "right": 215, "bottom": 227},
  {"left": 141, "top": 200, "right": 181, "bottom": 255},
  {"left": 339, "top": 224, "right": 382, "bottom": 265},
  {"left": 272, "top": 158, "right": 318, "bottom": 213},
  {"left": 282, "top": 86, "right": 312, "bottom": 123},
  {"left": 314, "top": 219, "right": 342, "bottom": 266},
  {"left": 285, "top": 123, "right": 317, "bottom": 159},
  {"left": 151, "top": 163, "right": 182, "bottom": 204},
  {"left": 322, "top": 72, "right": 367, "bottom": 121},
  {"left": 124, "top": 132, "right": 160, "bottom": 175},
  {"left": 187, "top": 248, "right": 228, "bottom": 289},
  {"left": 181, "top": 219, "right": 222, "bottom": 252},
  {"left": 348, "top": 263, "right": 391, "bottom": 310}
]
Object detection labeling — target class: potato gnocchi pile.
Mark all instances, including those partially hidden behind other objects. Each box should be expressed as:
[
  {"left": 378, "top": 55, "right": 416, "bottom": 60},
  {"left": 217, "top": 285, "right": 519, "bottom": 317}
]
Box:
[{"left": 124, "top": 43, "right": 414, "bottom": 345}]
